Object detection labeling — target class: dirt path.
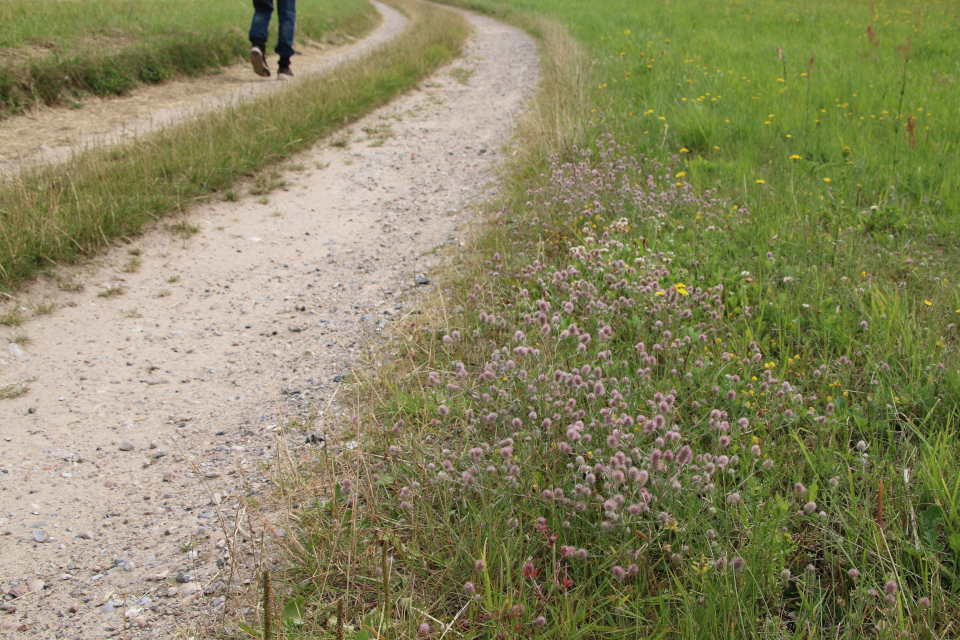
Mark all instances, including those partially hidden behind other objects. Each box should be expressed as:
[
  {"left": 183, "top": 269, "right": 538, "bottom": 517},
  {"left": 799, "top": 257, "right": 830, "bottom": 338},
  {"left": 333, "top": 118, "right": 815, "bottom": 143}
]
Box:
[
  {"left": 0, "top": 2, "right": 405, "bottom": 172},
  {"left": 0, "top": 6, "right": 538, "bottom": 639}
]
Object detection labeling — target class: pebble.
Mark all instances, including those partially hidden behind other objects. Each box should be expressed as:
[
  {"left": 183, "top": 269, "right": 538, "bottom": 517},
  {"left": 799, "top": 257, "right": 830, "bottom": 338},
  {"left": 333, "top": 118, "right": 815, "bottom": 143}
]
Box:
[
  {"left": 77, "top": 530, "right": 94, "bottom": 540},
  {"left": 179, "top": 583, "right": 198, "bottom": 597},
  {"left": 118, "top": 441, "right": 134, "bottom": 451},
  {"left": 26, "top": 579, "right": 44, "bottom": 593},
  {"left": 415, "top": 274, "right": 430, "bottom": 285},
  {"left": 175, "top": 571, "right": 194, "bottom": 583},
  {"left": 155, "top": 449, "right": 167, "bottom": 458},
  {"left": 7, "top": 344, "right": 23, "bottom": 356},
  {"left": 165, "top": 587, "right": 178, "bottom": 598},
  {"left": 32, "top": 529, "right": 49, "bottom": 543}
]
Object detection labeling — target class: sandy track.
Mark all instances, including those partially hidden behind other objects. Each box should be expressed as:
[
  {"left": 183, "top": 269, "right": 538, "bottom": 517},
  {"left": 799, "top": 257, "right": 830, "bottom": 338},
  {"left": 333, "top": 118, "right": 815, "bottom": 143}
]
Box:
[
  {"left": 0, "top": 5, "right": 538, "bottom": 638},
  {"left": 0, "top": 2, "right": 405, "bottom": 172}
]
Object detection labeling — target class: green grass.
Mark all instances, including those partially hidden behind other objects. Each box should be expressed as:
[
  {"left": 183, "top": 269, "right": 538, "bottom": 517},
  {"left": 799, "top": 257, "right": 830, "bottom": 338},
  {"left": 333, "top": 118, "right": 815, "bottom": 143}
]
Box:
[
  {"left": 0, "top": 0, "right": 468, "bottom": 292},
  {"left": 0, "top": 0, "right": 378, "bottom": 116},
  {"left": 268, "top": 0, "right": 960, "bottom": 638}
]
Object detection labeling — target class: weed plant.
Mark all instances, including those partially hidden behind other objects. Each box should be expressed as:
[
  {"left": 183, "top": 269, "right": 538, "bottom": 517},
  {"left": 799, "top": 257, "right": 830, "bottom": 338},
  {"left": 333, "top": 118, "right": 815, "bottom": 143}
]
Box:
[
  {"left": 0, "top": 0, "right": 377, "bottom": 116},
  {"left": 275, "top": 0, "right": 960, "bottom": 638}
]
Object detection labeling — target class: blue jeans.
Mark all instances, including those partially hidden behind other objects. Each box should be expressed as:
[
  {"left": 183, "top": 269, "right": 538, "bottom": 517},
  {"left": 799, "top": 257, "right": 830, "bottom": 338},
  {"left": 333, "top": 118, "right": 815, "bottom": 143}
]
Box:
[{"left": 249, "top": 0, "right": 296, "bottom": 60}]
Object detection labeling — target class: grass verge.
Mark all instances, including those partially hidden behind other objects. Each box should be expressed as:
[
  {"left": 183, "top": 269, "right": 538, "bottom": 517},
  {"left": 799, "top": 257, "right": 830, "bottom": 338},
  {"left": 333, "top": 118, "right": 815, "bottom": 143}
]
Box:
[
  {"left": 265, "top": 0, "right": 960, "bottom": 638},
  {"left": 0, "top": 0, "right": 468, "bottom": 291},
  {"left": 0, "top": 0, "right": 378, "bottom": 117}
]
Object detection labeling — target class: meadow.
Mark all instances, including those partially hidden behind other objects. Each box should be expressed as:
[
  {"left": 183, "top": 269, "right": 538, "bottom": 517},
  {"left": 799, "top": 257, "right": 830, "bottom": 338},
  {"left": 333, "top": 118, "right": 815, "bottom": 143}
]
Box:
[
  {"left": 277, "top": 0, "right": 960, "bottom": 638},
  {"left": 0, "top": 0, "right": 376, "bottom": 115}
]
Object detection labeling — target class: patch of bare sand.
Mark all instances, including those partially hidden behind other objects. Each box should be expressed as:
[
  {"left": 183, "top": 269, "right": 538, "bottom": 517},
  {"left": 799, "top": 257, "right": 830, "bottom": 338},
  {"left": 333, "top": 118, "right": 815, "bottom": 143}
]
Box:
[
  {"left": 0, "top": 7, "right": 538, "bottom": 638},
  {"left": 0, "top": 3, "right": 401, "bottom": 171}
]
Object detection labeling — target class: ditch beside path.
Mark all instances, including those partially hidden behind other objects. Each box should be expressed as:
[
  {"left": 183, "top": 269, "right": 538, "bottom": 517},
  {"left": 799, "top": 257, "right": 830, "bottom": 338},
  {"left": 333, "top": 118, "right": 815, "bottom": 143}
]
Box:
[
  {"left": 0, "top": 2, "right": 405, "bottom": 172},
  {"left": 0, "top": 8, "right": 539, "bottom": 639}
]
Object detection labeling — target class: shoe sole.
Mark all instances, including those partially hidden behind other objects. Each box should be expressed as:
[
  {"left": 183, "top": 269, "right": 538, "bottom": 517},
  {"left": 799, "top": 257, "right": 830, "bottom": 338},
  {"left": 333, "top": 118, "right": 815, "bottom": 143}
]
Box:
[{"left": 249, "top": 48, "right": 270, "bottom": 77}]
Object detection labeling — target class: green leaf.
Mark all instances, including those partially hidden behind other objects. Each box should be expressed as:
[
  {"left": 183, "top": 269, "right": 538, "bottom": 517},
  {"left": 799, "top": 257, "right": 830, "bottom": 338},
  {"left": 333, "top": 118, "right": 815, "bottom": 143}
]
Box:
[
  {"left": 376, "top": 474, "right": 395, "bottom": 485},
  {"left": 281, "top": 595, "right": 306, "bottom": 626},
  {"left": 237, "top": 621, "right": 260, "bottom": 637},
  {"left": 948, "top": 532, "right": 960, "bottom": 554},
  {"left": 919, "top": 505, "right": 944, "bottom": 550},
  {"left": 355, "top": 629, "right": 370, "bottom": 640}
]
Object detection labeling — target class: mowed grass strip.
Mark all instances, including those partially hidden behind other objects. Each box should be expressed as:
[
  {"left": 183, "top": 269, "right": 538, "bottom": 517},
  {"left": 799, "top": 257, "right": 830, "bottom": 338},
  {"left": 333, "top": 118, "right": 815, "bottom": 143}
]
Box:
[
  {"left": 0, "top": 0, "right": 378, "bottom": 116},
  {"left": 267, "top": 0, "right": 960, "bottom": 638},
  {"left": 0, "top": 0, "right": 469, "bottom": 290}
]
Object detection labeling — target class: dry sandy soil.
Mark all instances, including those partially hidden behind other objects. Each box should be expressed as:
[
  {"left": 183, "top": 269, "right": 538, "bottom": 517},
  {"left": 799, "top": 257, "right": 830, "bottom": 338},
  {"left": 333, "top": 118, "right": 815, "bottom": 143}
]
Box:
[{"left": 0, "top": 3, "right": 538, "bottom": 638}]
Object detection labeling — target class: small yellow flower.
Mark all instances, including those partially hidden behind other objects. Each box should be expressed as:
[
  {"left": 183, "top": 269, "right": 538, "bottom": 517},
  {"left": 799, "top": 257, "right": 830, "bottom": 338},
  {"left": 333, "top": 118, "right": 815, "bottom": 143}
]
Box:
[
  {"left": 756, "top": 179, "right": 766, "bottom": 184},
  {"left": 823, "top": 178, "right": 831, "bottom": 182},
  {"left": 674, "top": 283, "right": 688, "bottom": 295},
  {"left": 655, "top": 290, "right": 666, "bottom": 296},
  {"left": 924, "top": 299, "right": 933, "bottom": 306},
  {"left": 675, "top": 171, "right": 687, "bottom": 178},
  {"left": 680, "top": 147, "right": 690, "bottom": 153},
  {"left": 790, "top": 154, "right": 801, "bottom": 161}
]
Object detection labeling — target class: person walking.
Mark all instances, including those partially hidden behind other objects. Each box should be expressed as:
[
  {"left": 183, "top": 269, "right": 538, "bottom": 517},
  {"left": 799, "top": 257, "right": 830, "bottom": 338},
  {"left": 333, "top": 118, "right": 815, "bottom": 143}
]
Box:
[{"left": 248, "top": 0, "right": 296, "bottom": 78}]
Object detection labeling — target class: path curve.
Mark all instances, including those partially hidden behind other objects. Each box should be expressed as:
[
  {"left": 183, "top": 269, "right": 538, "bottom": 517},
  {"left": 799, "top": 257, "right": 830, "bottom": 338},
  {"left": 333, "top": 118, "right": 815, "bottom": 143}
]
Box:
[
  {"left": 0, "top": 1, "right": 407, "bottom": 173},
  {"left": 0, "top": 6, "right": 538, "bottom": 638}
]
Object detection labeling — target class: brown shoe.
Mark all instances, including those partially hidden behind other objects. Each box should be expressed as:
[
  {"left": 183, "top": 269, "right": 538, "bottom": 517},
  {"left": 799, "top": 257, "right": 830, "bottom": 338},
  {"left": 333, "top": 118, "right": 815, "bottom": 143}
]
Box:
[{"left": 249, "top": 46, "right": 271, "bottom": 78}]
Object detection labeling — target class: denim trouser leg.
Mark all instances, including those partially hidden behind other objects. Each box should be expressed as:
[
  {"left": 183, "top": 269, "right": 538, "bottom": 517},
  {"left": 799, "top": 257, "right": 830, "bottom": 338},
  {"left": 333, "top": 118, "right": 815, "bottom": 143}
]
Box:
[
  {"left": 275, "top": 0, "right": 296, "bottom": 59},
  {"left": 249, "top": 0, "right": 273, "bottom": 46}
]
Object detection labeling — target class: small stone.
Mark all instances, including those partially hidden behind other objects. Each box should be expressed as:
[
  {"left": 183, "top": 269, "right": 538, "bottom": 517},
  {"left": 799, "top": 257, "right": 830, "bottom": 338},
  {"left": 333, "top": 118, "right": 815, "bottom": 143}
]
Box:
[
  {"left": 305, "top": 433, "right": 325, "bottom": 445},
  {"left": 361, "top": 314, "right": 374, "bottom": 322},
  {"left": 154, "top": 449, "right": 167, "bottom": 459},
  {"left": 197, "top": 509, "right": 216, "bottom": 519},
  {"left": 414, "top": 274, "right": 430, "bottom": 285},
  {"left": 8, "top": 344, "right": 24, "bottom": 356},
  {"left": 165, "top": 588, "right": 178, "bottom": 598},
  {"left": 179, "top": 583, "right": 198, "bottom": 597},
  {"left": 149, "top": 441, "right": 157, "bottom": 449},
  {"left": 175, "top": 571, "right": 193, "bottom": 584},
  {"left": 118, "top": 441, "right": 134, "bottom": 452},
  {"left": 32, "top": 529, "right": 49, "bottom": 543},
  {"left": 102, "top": 602, "right": 115, "bottom": 613},
  {"left": 77, "top": 531, "right": 94, "bottom": 540},
  {"left": 162, "top": 473, "right": 175, "bottom": 482},
  {"left": 69, "top": 604, "right": 80, "bottom": 614},
  {"left": 26, "top": 579, "right": 43, "bottom": 593}
]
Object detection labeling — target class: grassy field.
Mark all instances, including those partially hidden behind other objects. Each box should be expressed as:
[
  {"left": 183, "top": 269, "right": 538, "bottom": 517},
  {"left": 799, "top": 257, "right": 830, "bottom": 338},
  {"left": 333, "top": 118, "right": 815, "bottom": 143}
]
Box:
[
  {"left": 0, "top": 0, "right": 467, "bottom": 291},
  {"left": 0, "top": 0, "right": 377, "bottom": 115},
  {"left": 275, "top": 0, "right": 960, "bottom": 638}
]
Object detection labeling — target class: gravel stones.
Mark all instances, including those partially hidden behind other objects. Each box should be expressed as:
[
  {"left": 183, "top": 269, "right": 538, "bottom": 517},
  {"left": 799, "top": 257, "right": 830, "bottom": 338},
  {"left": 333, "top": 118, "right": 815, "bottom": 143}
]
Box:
[{"left": 118, "top": 441, "right": 134, "bottom": 451}]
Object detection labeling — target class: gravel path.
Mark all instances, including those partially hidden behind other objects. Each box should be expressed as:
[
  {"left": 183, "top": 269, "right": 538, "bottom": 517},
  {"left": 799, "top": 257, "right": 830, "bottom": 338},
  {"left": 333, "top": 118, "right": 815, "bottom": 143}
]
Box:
[
  {"left": 0, "top": 6, "right": 538, "bottom": 639},
  {"left": 0, "top": 2, "right": 406, "bottom": 172}
]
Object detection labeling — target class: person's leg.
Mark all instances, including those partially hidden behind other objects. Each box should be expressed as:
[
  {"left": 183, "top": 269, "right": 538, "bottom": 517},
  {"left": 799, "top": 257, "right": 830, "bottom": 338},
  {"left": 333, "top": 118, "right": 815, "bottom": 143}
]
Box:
[
  {"left": 249, "top": 0, "right": 274, "bottom": 77},
  {"left": 275, "top": 0, "right": 296, "bottom": 75}
]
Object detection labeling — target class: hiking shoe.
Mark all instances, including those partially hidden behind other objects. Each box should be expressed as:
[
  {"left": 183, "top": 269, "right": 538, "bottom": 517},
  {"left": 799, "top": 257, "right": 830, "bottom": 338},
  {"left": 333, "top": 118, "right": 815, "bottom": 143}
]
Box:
[
  {"left": 249, "top": 46, "right": 271, "bottom": 77},
  {"left": 278, "top": 64, "right": 294, "bottom": 78}
]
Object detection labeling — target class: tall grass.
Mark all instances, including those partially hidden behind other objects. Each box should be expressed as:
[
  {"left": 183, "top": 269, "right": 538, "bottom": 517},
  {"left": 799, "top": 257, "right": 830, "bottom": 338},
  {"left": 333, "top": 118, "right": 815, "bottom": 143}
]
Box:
[
  {"left": 0, "top": 0, "right": 468, "bottom": 290},
  {"left": 267, "top": 0, "right": 960, "bottom": 638},
  {"left": 0, "top": 0, "right": 378, "bottom": 115}
]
